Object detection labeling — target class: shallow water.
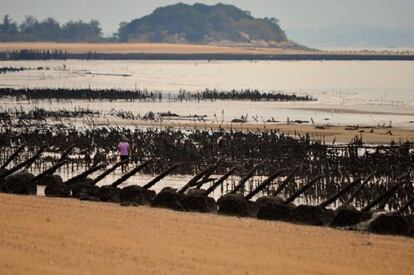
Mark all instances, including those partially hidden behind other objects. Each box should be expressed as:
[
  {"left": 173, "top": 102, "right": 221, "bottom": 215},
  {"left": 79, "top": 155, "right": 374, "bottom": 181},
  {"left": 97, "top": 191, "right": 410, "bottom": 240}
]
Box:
[{"left": 1, "top": 60, "right": 414, "bottom": 128}]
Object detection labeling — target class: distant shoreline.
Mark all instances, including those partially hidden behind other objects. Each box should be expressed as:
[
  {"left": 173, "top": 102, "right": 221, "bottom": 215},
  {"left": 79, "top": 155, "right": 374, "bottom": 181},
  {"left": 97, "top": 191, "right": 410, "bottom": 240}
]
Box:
[
  {"left": 2, "top": 53, "right": 414, "bottom": 61},
  {"left": 3, "top": 53, "right": 413, "bottom": 61},
  {"left": 0, "top": 42, "right": 413, "bottom": 61}
]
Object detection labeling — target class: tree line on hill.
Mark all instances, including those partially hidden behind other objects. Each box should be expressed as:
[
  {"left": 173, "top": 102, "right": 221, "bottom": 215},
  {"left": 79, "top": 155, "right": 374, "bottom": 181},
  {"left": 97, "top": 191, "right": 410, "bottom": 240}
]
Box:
[
  {"left": 0, "top": 15, "right": 104, "bottom": 42},
  {"left": 117, "top": 3, "right": 287, "bottom": 44},
  {"left": 0, "top": 3, "right": 288, "bottom": 44}
]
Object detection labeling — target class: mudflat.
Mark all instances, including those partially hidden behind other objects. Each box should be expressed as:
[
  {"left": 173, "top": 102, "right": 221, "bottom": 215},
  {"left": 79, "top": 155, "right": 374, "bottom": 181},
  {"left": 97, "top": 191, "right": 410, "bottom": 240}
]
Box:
[{"left": 1, "top": 193, "right": 413, "bottom": 275}]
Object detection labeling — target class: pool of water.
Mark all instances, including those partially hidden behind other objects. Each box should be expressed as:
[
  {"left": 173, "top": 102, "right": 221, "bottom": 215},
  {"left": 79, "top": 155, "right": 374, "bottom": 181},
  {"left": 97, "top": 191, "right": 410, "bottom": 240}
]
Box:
[{"left": 1, "top": 60, "right": 414, "bottom": 128}]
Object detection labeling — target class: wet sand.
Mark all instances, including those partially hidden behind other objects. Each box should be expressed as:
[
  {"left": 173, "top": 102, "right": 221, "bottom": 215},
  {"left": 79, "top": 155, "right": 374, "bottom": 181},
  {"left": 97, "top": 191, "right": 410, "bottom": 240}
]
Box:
[
  {"left": 293, "top": 107, "right": 414, "bottom": 116},
  {"left": 0, "top": 194, "right": 413, "bottom": 275}
]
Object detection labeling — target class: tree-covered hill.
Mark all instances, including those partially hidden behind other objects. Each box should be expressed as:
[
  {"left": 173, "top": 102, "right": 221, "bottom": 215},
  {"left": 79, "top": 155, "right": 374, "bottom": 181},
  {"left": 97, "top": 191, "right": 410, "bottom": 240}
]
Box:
[
  {"left": 117, "top": 3, "right": 289, "bottom": 45},
  {"left": 0, "top": 3, "right": 293, "bottom": 46}
]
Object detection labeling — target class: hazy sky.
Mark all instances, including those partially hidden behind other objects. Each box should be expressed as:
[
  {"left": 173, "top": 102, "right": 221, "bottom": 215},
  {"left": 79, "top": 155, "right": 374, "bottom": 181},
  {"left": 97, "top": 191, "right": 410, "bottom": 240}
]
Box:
[{"left": 1, "top": 0, "right": 413, "bottom": 35}]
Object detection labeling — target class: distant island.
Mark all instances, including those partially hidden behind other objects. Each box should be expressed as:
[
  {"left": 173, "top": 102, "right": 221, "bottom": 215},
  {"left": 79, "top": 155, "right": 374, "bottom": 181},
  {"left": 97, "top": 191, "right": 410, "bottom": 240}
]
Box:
[
  {"left": 117, "top": 3, "right": 295, "bottom": 47},
  {"left": 1, "top": 3, "right": 413, "bottom": 60},
  {"left": 0, "top": 3, "right": 301, "bottom": 48}
]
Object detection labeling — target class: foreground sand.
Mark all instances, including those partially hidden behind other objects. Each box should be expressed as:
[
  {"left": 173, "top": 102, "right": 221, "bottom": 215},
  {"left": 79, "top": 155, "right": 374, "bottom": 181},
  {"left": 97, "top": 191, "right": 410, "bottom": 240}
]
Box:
[{"left": 1, "top": 194, "right": 413, "bottom": 275}]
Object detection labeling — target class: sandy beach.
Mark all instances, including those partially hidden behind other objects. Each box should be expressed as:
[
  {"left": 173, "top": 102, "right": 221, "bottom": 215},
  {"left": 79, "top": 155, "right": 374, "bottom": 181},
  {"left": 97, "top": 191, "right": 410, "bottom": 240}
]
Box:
[
  {"left": 1, "top": 42, "right": 410, "bottom": 56},
  {"left": 0, "top": 42, "right": 305, "bottom": 55},
  {"left": 1, "top": 2, "right": 413, "bottom": 274},
  {"left": 0, "top": 193, "right": 413, "bottom": 275}
]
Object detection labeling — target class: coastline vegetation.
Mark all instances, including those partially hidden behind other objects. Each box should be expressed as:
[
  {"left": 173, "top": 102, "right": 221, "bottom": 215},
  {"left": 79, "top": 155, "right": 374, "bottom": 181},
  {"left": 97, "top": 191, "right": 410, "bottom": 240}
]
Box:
[
  {"left": 0, "top": 3, "right": 288, "bottom": 45},
  {"left": 0, "top": 88, "right": 316, "bottom": 102}
]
